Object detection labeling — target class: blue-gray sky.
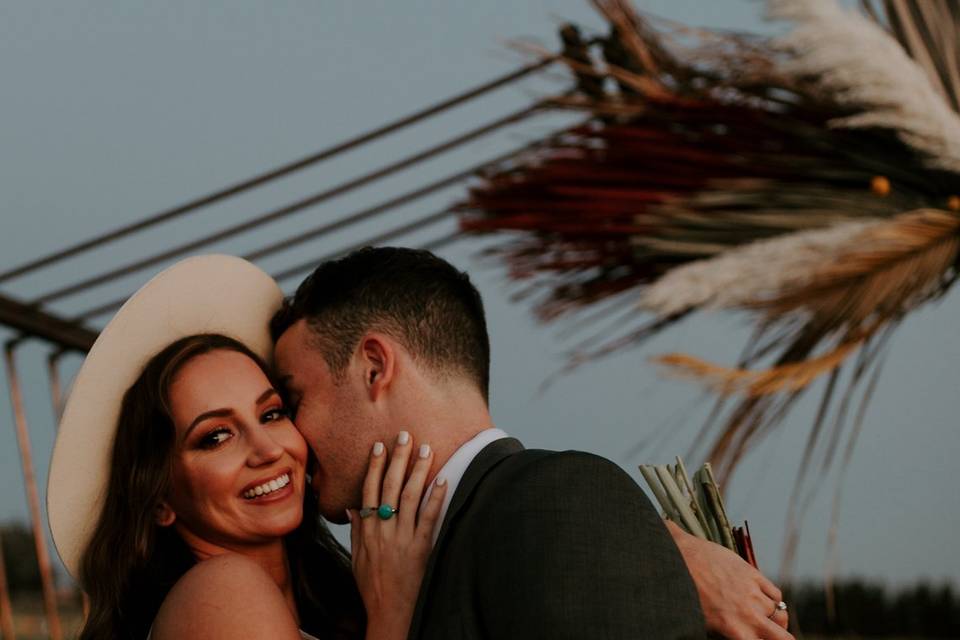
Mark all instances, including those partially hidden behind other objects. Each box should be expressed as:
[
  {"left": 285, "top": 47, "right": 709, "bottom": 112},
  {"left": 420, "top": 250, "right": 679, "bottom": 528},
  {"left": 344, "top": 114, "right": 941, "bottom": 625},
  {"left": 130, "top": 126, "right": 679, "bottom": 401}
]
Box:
[{"left": 1, "top": 0, "right": 957, "bottom": 588}]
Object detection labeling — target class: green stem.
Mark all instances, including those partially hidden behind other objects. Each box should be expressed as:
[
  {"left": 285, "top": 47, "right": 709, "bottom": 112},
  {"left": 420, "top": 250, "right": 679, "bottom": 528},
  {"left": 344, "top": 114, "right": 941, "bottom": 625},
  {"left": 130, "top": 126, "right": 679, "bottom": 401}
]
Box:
[{"left": 655, "top": 465, "right": 708, "bottom": 538}]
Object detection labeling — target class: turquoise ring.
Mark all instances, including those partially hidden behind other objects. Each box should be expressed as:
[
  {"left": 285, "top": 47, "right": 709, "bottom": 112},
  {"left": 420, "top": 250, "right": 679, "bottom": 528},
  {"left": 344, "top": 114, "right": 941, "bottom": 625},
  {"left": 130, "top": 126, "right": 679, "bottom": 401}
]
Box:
[{"left": 377, "top": 504, "right": 398, "bottom": 520}]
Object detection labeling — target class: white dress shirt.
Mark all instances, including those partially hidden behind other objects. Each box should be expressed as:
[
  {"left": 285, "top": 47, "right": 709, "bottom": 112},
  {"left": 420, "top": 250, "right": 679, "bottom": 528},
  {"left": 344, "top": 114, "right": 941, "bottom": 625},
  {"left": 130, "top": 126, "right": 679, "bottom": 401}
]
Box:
[{"left": 420, "top": 428, "right": 509, "bottom": 545}]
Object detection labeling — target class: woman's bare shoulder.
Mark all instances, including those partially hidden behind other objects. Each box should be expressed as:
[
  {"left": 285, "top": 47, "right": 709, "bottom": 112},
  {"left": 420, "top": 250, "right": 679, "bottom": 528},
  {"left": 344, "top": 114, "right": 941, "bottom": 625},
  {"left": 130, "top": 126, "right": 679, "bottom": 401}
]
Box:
[{"left": 151, "top": 554, "right": 302, "bottom": 640}]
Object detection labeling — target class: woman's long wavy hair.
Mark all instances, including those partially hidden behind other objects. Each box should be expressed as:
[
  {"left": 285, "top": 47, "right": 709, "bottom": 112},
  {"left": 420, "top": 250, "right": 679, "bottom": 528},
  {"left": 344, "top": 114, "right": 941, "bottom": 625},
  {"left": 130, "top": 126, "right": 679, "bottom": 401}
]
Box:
[{"left": 78, "top": 333, "right": 365, "bottom": 640}]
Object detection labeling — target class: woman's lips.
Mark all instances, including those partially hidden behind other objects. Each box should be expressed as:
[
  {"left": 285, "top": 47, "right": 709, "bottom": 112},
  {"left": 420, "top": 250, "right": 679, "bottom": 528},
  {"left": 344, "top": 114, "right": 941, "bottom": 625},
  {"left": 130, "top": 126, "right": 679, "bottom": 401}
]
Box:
[
  {"left": 240, "top": 467, "right": 292, "bottom": 496},
  {"left": 243, "top": 477, "right": 295, "bottom": 505},
  {"left": 244, "top": 481, "right": 293, "bottom": 505},
  {"left": 240, "top": 468, "right": 295, "bottom": 502}
]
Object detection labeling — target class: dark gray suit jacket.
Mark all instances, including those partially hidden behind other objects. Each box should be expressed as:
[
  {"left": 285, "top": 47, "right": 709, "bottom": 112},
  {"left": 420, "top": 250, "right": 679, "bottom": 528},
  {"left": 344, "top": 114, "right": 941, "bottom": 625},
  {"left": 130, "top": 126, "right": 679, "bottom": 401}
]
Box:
[{"left": 407, "top": 438, "right": 707, "bottom": 639}]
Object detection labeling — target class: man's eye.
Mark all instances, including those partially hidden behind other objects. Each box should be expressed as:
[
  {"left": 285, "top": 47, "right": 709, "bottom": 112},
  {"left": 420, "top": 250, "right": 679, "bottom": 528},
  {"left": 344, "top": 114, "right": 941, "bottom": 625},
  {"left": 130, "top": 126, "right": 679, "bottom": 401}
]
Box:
[
  {"left": 279, "top": 389, "right": 299, "bottom": 417},
  {"left": 262, "top": 407, "right": 290, "bottom": 422},
  {"left": 199, "top": 428, "right": 232, "bottom": 448},
  {"left": 285, "top": 398, "right": 300, "bottom": 419}
]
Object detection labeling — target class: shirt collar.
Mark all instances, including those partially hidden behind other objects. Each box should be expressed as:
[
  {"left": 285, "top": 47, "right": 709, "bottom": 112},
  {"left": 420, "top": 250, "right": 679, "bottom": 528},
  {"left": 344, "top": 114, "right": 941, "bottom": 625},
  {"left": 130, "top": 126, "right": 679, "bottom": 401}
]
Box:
[{"left": 420, "top": 427, "right": 509, "bottom": 545}]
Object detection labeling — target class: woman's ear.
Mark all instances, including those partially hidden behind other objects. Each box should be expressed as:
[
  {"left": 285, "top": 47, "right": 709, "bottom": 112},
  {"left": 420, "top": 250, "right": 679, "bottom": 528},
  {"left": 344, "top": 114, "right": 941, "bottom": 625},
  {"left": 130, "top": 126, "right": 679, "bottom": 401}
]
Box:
[
  {"left": 155, "top": 501, "right": 176, "bottom": 527},
  {"left": 358, "top": 333, "right": 396, "bottom": 401}
]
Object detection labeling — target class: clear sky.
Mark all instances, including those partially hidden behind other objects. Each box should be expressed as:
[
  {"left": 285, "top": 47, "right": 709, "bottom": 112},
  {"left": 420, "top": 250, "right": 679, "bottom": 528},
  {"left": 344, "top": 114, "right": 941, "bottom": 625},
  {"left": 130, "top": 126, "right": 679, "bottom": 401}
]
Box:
[{"left": 1, "top": 0, "right": 958, "bottom": 589}]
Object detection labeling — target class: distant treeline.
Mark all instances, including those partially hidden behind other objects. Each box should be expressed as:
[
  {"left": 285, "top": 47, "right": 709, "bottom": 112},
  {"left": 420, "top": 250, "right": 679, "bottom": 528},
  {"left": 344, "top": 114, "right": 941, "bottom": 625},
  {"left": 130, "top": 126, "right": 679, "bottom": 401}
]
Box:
[
  {"left": 786, "top": 580, "right": 960, "bottom": 638},
  {"left": 1, "top": 523, "right": 40, "bottom": 593}
]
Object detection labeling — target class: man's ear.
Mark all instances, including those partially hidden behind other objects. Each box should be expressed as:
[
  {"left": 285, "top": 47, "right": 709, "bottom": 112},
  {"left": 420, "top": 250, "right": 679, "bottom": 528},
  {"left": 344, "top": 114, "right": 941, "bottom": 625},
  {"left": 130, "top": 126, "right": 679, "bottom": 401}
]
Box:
[
  {"left": 155, "top": 501, "right": 176, "bottom": 527},
  {"left": 358, "top": 333, "right": 396, "bottom": 401}
]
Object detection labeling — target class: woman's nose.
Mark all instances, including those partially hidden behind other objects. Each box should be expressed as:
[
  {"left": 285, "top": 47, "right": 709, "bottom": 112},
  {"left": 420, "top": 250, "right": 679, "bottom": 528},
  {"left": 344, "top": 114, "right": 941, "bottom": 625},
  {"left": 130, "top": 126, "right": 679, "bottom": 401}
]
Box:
[{"left": 245, "top": 424, "right": 284, "bottom": 466}]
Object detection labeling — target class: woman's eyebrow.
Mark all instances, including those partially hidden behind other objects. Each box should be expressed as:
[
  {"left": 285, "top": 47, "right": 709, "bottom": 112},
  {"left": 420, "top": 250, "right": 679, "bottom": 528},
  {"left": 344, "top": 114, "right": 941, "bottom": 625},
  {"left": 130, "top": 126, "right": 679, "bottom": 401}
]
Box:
[
  {"left": 185, "top": 408, "right": 233, "bottom": 439},
  {"left": 183, "top": 390, "right": 276, "bottom": 440}
]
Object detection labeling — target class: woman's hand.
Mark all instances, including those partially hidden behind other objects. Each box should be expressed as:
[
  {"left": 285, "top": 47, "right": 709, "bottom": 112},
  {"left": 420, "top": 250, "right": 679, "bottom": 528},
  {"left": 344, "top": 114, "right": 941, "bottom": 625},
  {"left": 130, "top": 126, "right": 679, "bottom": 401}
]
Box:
[
  {"left": 666, "top": 520, "right": 793, "bottom": 639},
  {"left": 349, "top": 431, "right": 447, "bottom": 640}
]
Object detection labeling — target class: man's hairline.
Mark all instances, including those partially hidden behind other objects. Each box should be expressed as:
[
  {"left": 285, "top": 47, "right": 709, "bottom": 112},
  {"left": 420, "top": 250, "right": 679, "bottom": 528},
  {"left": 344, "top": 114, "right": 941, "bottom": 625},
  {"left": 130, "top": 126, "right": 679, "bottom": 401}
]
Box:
[
  {"left": 274, "top": 313, "right": 408, "bottom": 381},
  {"left": 275, "top": 310, "right": 488, "bottom": 399}
]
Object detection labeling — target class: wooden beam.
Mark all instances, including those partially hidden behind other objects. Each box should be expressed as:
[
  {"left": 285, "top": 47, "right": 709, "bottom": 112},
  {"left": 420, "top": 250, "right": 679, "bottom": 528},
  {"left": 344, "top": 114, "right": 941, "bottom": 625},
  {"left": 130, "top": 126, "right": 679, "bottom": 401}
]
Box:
[{"left": 0, "top": 294, "right": 97, "bottom": 352}]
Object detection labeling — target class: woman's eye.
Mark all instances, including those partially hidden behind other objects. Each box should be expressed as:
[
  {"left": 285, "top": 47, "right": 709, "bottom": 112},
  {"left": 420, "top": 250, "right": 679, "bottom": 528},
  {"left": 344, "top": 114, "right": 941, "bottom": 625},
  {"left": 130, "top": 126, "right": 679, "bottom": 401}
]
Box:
[{"left": 199, "top": 428, "right": 232, "bottom": 449}]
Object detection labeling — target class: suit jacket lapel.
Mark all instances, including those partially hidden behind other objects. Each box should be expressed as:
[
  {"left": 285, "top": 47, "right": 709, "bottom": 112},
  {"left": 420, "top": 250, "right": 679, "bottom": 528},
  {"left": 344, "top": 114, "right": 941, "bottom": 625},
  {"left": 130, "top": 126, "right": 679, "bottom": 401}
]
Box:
[{"left": 407, "top": 437, "right": 525, "bottom": 638}]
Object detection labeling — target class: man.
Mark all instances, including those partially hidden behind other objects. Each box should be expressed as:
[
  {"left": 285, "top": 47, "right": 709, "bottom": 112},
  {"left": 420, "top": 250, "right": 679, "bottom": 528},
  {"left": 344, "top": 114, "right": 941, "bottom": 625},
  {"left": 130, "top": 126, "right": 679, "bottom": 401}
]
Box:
[{"left": 272, "top": 246, "right": 791, "bottom": 639}]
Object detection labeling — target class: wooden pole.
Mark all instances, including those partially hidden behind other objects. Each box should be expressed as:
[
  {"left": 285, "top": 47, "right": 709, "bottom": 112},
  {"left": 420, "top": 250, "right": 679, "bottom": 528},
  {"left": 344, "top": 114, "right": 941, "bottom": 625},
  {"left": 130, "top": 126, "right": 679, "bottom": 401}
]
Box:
[
  {"left": 46, "top": 352, "right": 64, "bottom": 424},
  {"left": 4, "top": 345, "right": 62, "bottom": 640},
  {"left": 0, "top": 529, "right": 16, "bottom": 639}
]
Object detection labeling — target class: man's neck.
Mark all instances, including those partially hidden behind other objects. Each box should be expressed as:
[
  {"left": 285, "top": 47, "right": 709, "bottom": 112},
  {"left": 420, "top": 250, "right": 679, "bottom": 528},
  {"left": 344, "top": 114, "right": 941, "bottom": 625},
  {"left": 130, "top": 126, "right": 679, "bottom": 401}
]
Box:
[{"left": 392, "top": 378, "right": 495, "bottom": 485}]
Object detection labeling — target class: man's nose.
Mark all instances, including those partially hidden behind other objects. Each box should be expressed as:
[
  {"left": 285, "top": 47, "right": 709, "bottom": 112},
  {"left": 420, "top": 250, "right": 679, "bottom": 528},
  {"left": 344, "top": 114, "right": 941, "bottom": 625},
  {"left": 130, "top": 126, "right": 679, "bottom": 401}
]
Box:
[{"left": 245, "top": 424, "right": 284, "bottom": 466}]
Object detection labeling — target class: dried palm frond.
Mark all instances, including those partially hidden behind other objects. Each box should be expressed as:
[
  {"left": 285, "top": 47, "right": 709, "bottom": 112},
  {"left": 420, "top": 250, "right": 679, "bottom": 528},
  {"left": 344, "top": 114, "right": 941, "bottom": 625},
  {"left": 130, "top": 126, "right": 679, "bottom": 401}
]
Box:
[
  {"left": 862, "top": 0, "right": 960, "bottom": 112},
  {"left": 458, "top": 0, "right": 960, "bottom": 523},
  {"left": 637, "top": 218, "right": 883, "bottom": 317},
  {"left": 657, "top": 209, "right": 959, "bottom": 394},
  {"left": 771, "top": 0, "right": 960, "bottom": 172}
]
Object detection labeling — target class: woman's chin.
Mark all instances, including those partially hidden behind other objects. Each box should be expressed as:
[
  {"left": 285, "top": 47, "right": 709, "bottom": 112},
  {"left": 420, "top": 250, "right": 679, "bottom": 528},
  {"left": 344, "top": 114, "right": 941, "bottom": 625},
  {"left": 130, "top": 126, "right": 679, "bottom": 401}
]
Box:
[
  {"left": 238, "top": 494, "right": 305, "bottom": 538},
  {"left": 243, "top": 511, "right": 304, "bottom": 541}
]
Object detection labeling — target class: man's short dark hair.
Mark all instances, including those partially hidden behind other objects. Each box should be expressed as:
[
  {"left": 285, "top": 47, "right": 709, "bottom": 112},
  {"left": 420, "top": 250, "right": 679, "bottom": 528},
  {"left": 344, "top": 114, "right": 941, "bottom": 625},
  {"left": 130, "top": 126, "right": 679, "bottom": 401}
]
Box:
[{"left": 271, "top": 247, "right": 490, "bottom": 401}]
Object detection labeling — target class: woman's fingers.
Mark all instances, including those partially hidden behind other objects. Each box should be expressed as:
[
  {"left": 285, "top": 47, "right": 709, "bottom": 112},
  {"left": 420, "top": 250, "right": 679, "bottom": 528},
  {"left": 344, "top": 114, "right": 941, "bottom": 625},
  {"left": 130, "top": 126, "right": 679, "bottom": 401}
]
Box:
[
  {"left": 397, "top": 443, "right": 434, "bottom": 533},
  {"left": 760, "top": 615, "right": 794, "bottom": 640},
  {"left": 349, "top": 435, "right": 445, "bottom": 637},
  {"left": 348, "top": 509, "right": 359, "bottom": 547},
  {"left": 758, "top": 572, "right": 783, "bottom": 604},
  {"left": 380, "top": 431, "right": 413, "bottom": 514},
  {"left": 755, "top": 583, "right": 788, "bottom": 631},
  {"left": 361, "top": 441, "right": 387, "bottom": 512},
  {"left": 347, "top": 509, "right": 360, "bottom": 570},
  {"left": 770, "top": 607, "right": 789, "bottom": 630},
  {"left": 415, "top": 476, "right": 447, "bottom": 544}
]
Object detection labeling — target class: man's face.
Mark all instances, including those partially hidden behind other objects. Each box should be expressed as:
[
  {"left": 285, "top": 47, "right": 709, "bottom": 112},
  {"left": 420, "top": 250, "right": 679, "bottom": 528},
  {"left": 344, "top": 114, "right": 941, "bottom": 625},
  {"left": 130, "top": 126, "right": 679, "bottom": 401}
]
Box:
[{"left": 273, "top": 320, "right": 376, "bottom": 524}]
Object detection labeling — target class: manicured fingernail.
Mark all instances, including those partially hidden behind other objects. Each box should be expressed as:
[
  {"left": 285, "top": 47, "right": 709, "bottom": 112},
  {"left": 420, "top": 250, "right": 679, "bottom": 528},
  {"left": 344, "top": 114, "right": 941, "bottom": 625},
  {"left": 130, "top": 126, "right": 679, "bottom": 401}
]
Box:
[
  {"left": 436, "top": 476, "right": 447, "bottom": 487},
  {"left": 345, "top": 509, "right": 353, "bottom": 522},
  {"left": 398, "top": 431, "right": 410, "bottom": 445},
  {"left": 419, "top": 444, "right": 431, "bottom": 459},
  {"left": 373, "top": 441, "right": 385, "bottom": 456}
]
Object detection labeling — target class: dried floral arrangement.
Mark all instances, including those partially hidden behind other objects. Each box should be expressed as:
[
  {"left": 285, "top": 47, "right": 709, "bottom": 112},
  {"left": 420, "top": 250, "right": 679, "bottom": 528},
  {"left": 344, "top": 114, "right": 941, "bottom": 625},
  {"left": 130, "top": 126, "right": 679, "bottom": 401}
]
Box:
[
  {"left": 459, "top": 0, "right": 960, "bottom": 534},
  {"left": 641, "top": 458, "right": 758, "bottom": 567}
]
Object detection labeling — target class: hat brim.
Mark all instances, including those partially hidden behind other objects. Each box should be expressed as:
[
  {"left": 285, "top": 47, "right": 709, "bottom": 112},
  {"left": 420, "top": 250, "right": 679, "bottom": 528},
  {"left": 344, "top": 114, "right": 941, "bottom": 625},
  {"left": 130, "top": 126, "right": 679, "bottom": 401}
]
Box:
[{"left": 47, "top": 255, "right": 284, "bottom": 580}]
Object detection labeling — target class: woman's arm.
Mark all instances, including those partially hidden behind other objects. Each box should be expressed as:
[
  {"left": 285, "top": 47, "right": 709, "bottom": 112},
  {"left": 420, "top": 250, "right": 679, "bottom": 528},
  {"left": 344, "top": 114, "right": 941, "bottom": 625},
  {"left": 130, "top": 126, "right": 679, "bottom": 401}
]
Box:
[
  {"left": 349, "top": 433, "right": 447, "bottom": 640},
  {"left": 151, "top": 554, "right": 303, "bottom": 640}
]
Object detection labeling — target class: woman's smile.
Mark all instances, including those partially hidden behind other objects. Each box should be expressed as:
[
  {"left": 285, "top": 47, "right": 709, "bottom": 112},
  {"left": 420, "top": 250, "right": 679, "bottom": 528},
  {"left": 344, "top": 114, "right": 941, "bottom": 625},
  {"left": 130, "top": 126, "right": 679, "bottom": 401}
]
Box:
[{"left": 241, "top": 469, "right": 293, "bottom": 501}]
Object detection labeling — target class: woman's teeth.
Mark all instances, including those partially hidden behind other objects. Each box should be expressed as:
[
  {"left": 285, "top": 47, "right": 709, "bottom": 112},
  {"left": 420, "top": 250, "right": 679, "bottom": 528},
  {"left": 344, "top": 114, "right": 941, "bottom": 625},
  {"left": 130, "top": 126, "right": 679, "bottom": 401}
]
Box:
[{"left": 243, "top": 473, "right": 290, "bottom": 499}]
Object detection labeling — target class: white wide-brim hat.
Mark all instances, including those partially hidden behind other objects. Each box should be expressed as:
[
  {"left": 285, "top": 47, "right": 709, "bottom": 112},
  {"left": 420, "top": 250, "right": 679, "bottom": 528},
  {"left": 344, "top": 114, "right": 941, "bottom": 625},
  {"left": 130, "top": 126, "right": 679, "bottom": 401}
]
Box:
[{"left": 47, "top": 255, "right": 284, "bottom": 580}]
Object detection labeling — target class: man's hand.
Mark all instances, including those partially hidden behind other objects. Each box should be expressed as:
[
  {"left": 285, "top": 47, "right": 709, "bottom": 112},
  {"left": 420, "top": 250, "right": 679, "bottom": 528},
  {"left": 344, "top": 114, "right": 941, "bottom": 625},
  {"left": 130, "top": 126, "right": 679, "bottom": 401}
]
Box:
[{"left": 666, "top": 520, "right": 793, "bottom": 639}]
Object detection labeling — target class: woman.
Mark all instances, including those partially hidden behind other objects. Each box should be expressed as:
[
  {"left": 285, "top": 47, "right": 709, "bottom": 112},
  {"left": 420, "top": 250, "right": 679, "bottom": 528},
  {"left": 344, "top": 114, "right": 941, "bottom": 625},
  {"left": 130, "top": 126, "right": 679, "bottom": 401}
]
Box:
[{"left": 47, "top": 256, "right": 444, "bottom": 639}]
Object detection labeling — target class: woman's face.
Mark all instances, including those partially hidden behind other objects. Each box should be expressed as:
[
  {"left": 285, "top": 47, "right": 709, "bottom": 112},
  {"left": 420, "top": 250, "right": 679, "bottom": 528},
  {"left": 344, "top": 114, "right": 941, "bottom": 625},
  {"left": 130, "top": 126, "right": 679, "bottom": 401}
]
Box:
[{"left": 162, "top": 348, "right": 308, "bottom": 551}]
